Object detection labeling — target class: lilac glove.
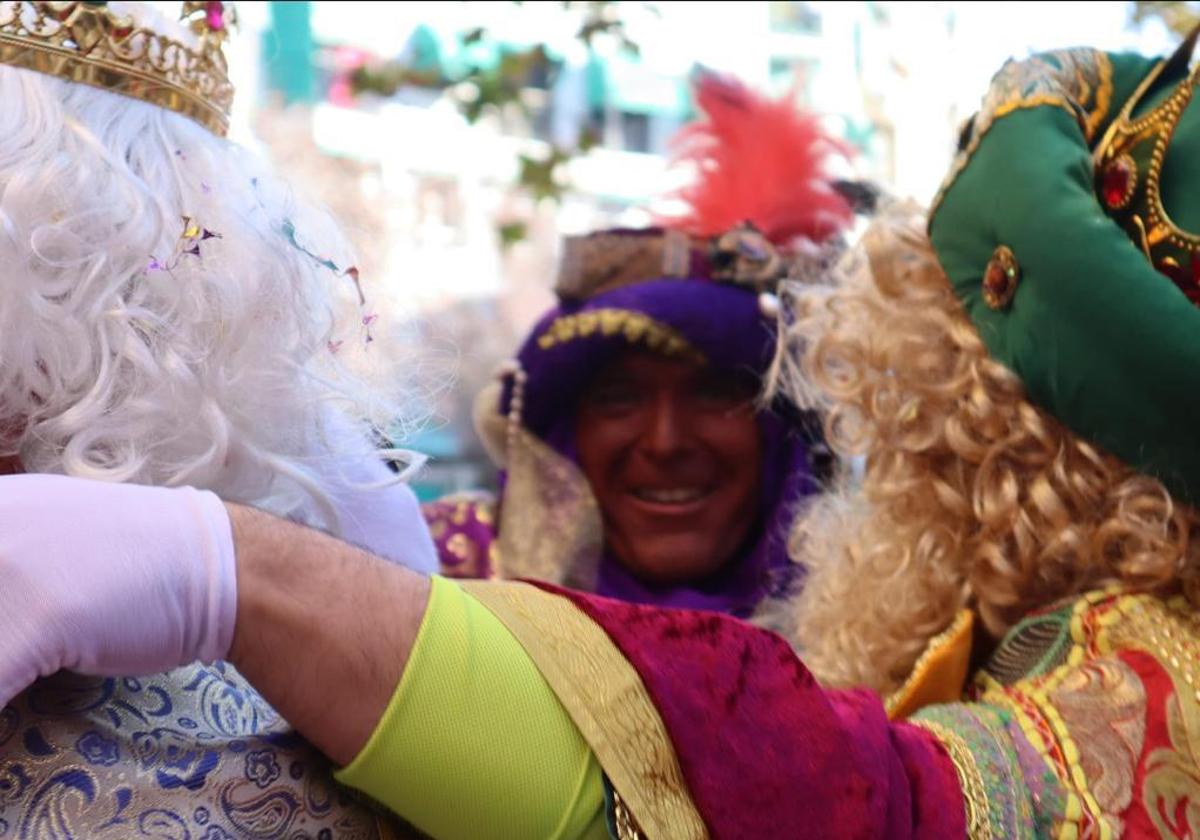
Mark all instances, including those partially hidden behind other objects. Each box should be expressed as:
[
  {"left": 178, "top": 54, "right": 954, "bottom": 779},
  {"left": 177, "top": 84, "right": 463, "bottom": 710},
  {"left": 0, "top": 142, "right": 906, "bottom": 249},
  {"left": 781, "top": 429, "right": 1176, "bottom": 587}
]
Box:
[{"left": 0, "top": 474, "right": 237, "bottom": 708}]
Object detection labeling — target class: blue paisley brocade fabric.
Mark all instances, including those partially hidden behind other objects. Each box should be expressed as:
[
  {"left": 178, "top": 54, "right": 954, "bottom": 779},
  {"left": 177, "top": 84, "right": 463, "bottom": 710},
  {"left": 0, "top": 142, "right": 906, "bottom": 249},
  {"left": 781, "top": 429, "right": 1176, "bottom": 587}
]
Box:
[{"left": 0, "top": 664, "right": 414, "bottom": 839}]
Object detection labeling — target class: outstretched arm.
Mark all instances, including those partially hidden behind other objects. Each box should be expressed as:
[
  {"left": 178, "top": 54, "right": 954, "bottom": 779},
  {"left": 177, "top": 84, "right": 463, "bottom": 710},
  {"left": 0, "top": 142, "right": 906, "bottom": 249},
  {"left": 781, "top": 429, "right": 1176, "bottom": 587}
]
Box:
[
  {"left": 225, "top": 502, "right": 606, "bottom": 839},
  {"left": 225, "top": 501, "right": 430, "bottom": 765},
  {"left": 0, "top": 474, "right": 602, "bottom": 838}
]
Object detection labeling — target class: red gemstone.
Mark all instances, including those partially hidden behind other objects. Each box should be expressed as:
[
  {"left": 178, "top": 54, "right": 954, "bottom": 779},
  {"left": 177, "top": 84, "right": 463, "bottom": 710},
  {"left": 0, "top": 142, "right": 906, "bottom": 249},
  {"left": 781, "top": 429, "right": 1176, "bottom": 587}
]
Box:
[
  {"left": 1102, "top": 157, "right": 1133, "bottom": 208},
  {"left": 205, "top": 1, "right": 225, "bottom": 31},
  {"left": 983, "top": 261, "right": 1007, "bottom": 295}
]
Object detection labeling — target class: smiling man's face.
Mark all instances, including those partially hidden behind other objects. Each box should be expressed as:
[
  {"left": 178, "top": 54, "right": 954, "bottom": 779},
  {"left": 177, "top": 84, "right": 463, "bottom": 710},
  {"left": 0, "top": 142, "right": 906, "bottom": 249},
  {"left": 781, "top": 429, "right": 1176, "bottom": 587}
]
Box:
[{"left": 575, "top": 350, "right": 763, "bottom": 585}]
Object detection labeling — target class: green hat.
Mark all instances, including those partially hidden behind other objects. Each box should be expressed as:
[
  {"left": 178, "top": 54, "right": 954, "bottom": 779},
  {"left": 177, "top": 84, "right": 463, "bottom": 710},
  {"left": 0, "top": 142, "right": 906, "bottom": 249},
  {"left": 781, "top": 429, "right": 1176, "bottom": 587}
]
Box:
[{"left": 929, "top": 32, "right": 1200, "bottom": 503}]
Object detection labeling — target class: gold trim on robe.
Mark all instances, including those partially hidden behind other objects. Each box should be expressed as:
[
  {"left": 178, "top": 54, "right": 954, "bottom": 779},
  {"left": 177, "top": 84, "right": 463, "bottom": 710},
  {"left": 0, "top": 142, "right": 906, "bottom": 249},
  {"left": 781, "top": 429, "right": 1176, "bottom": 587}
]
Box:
[{"left": 461, "top": 581, "right": 709, "bottom": 840}]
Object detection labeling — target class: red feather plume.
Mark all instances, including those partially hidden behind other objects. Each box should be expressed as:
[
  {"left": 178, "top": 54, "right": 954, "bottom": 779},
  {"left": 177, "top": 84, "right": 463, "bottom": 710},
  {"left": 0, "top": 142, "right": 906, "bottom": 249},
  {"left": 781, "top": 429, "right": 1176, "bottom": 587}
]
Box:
[{"left": 661, "top": 72, "right": 853, "bottom": 246}]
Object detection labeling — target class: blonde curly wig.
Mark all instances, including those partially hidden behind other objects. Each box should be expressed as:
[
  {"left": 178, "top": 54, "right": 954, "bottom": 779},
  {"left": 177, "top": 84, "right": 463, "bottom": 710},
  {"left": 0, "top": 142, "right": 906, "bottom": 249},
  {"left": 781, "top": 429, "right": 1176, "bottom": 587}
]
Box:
[{"left": 780, "top": 202, "right": 1200, "bottom": 695}]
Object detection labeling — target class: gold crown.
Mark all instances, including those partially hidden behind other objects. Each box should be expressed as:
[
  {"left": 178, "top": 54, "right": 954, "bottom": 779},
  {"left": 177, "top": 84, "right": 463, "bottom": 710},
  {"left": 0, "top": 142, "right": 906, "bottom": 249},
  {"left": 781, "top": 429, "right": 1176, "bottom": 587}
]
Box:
[{"left": 0, "top": 1, "right": 235, "bottom": 136}]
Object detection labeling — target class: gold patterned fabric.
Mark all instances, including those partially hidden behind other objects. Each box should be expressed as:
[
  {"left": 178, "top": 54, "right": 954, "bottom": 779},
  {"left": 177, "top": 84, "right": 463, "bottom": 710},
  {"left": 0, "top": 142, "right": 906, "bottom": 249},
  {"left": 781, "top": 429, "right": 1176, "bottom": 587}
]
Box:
[
  {"left": 555, "top": 229, "right": 694, "bottom": 301},
  {"left": 553, "top": 224, "right": 794, "bottom": 303},
  {"left": 494, "top": 427, "right": 606, "bottom": 591},
  {"left": 0, "top": 664, "right": 414, "bottom": 839},
  {"left": 448, "top": 385, "right": 607, "bottom": 589},
  {"left": 423, "top": 491, "right": 499, "bottom": 580},
  {"left": 1103, "top": 593, "right": 1200, "bottom": 838}
]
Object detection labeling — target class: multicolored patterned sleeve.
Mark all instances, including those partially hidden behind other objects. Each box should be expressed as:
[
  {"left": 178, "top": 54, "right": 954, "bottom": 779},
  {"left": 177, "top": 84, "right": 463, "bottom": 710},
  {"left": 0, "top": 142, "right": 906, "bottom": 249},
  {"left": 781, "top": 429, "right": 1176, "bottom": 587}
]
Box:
[
  {"left": 420, "top": 492, "right": 499, "bottom": 579},
  {"left": 909, "top": 701, "right": 1064, "bottom": 838},
  {"left": 913, "top": 590, "right": 1200, "bottom": 839}
]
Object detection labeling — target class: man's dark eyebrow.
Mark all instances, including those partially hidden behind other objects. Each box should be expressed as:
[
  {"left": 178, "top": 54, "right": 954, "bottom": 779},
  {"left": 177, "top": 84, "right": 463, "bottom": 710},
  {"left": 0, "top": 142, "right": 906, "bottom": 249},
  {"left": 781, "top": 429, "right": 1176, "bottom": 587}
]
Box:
[{"left": 589, "top": 363, "right": 637, "bottom": 385}]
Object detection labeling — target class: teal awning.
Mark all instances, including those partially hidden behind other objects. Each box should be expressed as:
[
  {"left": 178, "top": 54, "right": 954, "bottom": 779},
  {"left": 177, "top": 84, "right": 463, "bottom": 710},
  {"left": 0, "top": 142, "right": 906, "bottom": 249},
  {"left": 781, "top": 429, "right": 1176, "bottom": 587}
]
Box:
[
  {"left": 264, "top": 1, "right": 316, "bottom": 105},
  {"left": 586, "top": 51, "right": 691, "bottom": 118}
]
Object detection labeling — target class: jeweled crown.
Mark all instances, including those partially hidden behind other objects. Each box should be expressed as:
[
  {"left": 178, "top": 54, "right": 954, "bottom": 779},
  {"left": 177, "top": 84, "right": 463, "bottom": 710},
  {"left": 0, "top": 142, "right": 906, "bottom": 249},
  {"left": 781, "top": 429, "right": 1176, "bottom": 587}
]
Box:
[{"left": 0, "top": 1, "right": 235, "bottom": 136}]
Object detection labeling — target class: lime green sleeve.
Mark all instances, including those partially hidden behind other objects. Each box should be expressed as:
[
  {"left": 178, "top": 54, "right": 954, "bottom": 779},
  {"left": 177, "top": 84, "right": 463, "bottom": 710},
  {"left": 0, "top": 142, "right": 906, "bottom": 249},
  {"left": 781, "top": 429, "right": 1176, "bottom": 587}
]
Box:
[{"left": 335, "top": 575, "right": 609, "bottom": 840}]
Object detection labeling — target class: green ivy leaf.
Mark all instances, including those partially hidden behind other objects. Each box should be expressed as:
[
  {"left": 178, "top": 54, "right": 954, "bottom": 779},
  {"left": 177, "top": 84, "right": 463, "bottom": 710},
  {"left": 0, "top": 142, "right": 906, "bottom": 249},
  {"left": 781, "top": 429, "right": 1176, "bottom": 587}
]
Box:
[
  {"left": 497, "top": 220, "right": 529, "bottom": 248},
  {"left": 342, "top": 1, "right": 647, "bottom": 210},
  {"left": 576, "top": 125, "right": 601, "bottom": 153},
  {"left": 518, "top": 152, "right": 563, "bottom": 202}
]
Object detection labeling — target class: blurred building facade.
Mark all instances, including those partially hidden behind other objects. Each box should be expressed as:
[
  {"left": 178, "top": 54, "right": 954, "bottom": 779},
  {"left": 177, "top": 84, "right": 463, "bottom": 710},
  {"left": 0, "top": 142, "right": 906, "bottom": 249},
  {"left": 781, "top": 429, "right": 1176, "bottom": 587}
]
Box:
[{"left": 229, "top": 1, "right": 1174, "bottom": 499}]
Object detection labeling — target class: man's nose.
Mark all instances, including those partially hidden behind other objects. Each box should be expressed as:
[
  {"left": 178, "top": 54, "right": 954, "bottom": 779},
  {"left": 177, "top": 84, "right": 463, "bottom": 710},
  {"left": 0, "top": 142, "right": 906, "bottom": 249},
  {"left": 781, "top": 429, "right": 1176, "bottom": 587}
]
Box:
[{"left": 640, "top": 393, "right": 691, "bottom": 459}]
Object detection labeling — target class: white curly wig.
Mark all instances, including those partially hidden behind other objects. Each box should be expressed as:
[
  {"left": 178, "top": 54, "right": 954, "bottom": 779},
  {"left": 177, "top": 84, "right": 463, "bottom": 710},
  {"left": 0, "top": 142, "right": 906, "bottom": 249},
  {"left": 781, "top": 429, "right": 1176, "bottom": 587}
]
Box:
[{"left": 0, "top": 44, "right": 429, "bottom": 553}]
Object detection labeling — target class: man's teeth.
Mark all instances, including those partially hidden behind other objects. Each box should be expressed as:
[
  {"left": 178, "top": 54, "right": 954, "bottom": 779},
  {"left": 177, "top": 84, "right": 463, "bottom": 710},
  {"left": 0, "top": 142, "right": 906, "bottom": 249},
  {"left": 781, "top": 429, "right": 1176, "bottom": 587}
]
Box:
[{"left": 634, "top": 488, "right": 707, "bottom": 504}]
